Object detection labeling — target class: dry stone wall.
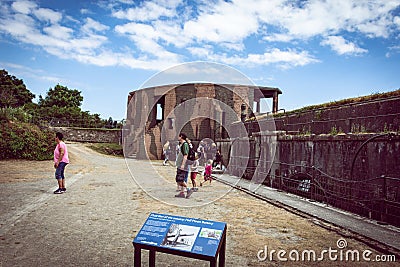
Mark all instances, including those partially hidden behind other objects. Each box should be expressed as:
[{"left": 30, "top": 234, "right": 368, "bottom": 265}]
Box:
[{"left": 52, "top": 127, "right": 121, "bottom": 144}]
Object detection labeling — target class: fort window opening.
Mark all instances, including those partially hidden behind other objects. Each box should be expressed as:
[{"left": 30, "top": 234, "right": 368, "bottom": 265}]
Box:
[
  {"left": 156, "top": 95, "right": 165, "bottom": 123},
  {"left": 156, "top": 103, "right": 162, "bottom": 121}
]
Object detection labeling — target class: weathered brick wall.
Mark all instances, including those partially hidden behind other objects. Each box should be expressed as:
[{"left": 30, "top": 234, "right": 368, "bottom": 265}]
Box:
[
  {"left": 145, "top": 125, "right": 162, "bottom": 159},
  {"left": 137, "top": 83, "right": 256, "bottom": 159}
]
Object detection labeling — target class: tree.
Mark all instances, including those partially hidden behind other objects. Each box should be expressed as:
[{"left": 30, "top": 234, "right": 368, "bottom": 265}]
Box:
[
  {"left": 0, "top": 70, "right": 107, "bottom": 128},
  {"left": 37, "top": 84, "right": 106, "bottom": 127},
  {"left": 0, "top": 69, "right": 35, "bottom": 108},
  {"left": 38, "top": 84, "right": 83, "bottom": 108},
  {"left": 37, "top": 84, "right": 84, "bottom": 124}
]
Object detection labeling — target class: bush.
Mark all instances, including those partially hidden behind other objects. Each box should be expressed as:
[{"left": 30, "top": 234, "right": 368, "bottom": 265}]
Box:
[
  {"left": 0, "top": 121, "right": 54, "bottom": 160},
  {"left": 0, "top": 107, "right": 32, "bottom": 123}
]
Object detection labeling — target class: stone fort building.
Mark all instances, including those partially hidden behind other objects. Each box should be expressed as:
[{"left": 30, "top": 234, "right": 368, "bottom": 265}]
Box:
[{"left": 124, "top": 83, "right": 281, "bottom": 160}]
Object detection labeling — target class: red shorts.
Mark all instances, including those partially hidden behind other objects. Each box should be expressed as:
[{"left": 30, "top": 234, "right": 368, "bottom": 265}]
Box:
[{"left": 191, "top": 172, "right": 198, "bottom": 180}]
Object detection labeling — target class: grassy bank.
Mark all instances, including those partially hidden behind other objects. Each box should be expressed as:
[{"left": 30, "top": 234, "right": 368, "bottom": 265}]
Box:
[{"left": 86, "top": 143, "right": 123, "bottom": 157}]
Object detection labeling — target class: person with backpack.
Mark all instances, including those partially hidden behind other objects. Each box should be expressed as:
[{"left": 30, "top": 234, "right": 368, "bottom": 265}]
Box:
[
  {"left": 174, "top": 133, "right": 193, "bottom": 199},
  {"left": 184, "top": 139, "right": 194, "bottom": 184}
]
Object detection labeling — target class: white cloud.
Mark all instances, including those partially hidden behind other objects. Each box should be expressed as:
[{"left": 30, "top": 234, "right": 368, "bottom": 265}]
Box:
[
  {"left": 241, "top": 48, "right": 320, "bottom": 68},
  {"left": 187, "top": 47, "right": 319, "bottom": 69},
  {"left": 183, "top": 0, "right": 259, "bottom": 43},
  {"left": 115, "top": 22, "right": 183, "bottom": 62},
  {"left": 386, "top": 45, "right": 400, "bottom": 58},
  {"left": 112, "top": 0, "right": 180, "bottom": 21},
  {"left": 151, "top": 20, "right": 189, "bottom": 48},
  {"left": 33, "top": 8, "right": 62, "bottom": 23},
  {"left": 80, "top": 9, "right": 91, "bottom": 15},
  {"left": 321, "top": 36, "right": 367, "bottom": 55},
  {"left": 249, "top": 48, "right": 319, "bottom": 67},
  {"left": 263, "top": 33, "right": 295, "bottom": 43},
  {"left": 187, "top": 46, "right": 213, "bottom": 58},
  {"left": 220, "top": 42, "right": 245, "bottom": 51},
  {"left": 114, "top": 0, "right": 135, "bottom": 4},
  {"left": 115, "top": 23, "right": 160, "bottom": 54},
  {"left": 11, "top": 0, "right": 37, "bottom": 14},
  {"left": 69, "top": 49, "right": 176, "bottom": 71},
  {"left": 0, "top": 1, "right": 110, "bottom": 66},
  {"left": 0, "top": 13, "right": 35, "bottom": 36},
  {"left": 395, "top": 16, "right": 400, "bottom": 29},
  {"left": 68, "top": 35, "right": 108, "bottom": 54},
  {"left": 256, "top": 0, "right": 400, "bottom": 40},
  {"left": 81, "top": 18, "right": 109, "bottom": 34},
  {"left": 43, "top": 24, "right": 73, "bottom": 39},
  {"left": 0, "top": 10, "right": 106, "bottom": 55},
  {"left": 1, "top": 0, "right": 399, "bottom": 72}
]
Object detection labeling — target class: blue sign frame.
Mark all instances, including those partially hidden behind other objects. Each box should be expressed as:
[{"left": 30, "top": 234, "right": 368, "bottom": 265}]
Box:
[{"left": 134, "top": 213, "right": 227, "bottom": 258}]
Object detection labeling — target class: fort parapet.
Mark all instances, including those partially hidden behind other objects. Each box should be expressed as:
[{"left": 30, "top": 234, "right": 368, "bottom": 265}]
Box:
[{"left": 228, "top": 90, "right": 400, "bottom": 226}]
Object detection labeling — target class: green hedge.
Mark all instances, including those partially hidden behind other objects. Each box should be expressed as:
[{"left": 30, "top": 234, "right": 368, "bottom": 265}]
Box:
[{"left": 0, "top": 121, "right": 54, "bottom": 160}]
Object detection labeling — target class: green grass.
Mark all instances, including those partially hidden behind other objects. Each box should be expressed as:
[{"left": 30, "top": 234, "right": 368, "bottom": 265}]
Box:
[
  {"left": 273, "top": 89, "right": 400, "bottom": 118},
  {"left": 87, "top": 143, "right": 123, "bottom": 157}
]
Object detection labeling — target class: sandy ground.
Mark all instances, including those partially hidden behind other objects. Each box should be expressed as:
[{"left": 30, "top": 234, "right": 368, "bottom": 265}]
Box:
[{"left": 0, "top": 143, "right": 397, "bottom": 266}]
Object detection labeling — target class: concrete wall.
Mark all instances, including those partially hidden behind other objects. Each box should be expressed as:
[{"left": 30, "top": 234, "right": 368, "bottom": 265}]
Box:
[
  {"left": 228, "top": 132, "right": 400, "bottom": 226},
  {"left": 53, "top": 127, "right": 121, "bottom": 144},
  {"left": 272, "top": 133, "right": 400, "bottom": 181}
]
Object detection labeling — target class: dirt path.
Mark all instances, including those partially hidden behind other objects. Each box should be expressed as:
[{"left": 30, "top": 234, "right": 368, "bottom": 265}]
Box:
[{"left": 0, "top": 143, "right": 397, "bottom": 266}]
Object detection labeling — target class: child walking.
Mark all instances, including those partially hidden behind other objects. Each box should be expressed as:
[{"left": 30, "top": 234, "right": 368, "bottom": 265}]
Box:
[
  {"left": 200, "top": 159, "right": 213, "bottom": 186},
  {"left": 190, "top": 156, "right": 199, "bottom": 191},
  {"left": 162, "top": 141, "right": 170, "bottom": 166}
]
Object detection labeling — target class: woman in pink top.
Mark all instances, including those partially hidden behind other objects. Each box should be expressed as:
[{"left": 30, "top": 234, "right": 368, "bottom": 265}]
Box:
[{"left": 53, "top": 132, "right": 69, "bottom": 194}]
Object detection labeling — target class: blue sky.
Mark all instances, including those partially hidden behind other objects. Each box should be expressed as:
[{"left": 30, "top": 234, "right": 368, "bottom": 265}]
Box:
[{"left": 0, "top": 0, "right": 399, "bottom": 120}]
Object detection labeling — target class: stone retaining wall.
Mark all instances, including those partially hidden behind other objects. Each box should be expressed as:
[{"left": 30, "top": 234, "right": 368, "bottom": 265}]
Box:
[{"left": 52, "top": 127, "right": 121, "bottom": 144}]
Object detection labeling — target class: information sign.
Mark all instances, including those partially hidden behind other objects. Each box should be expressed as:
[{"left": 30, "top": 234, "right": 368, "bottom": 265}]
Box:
[
  {"left": 133, "top": 213, "right": 227, "bottom": 267},
  {"left": 134, "top": 213, "right": 226, "bottom": 256}
]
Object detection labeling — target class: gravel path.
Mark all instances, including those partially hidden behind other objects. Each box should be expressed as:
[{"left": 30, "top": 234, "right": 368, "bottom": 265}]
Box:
[{"left": 0, "top": 143, "right": 397, "bottom": 266}]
